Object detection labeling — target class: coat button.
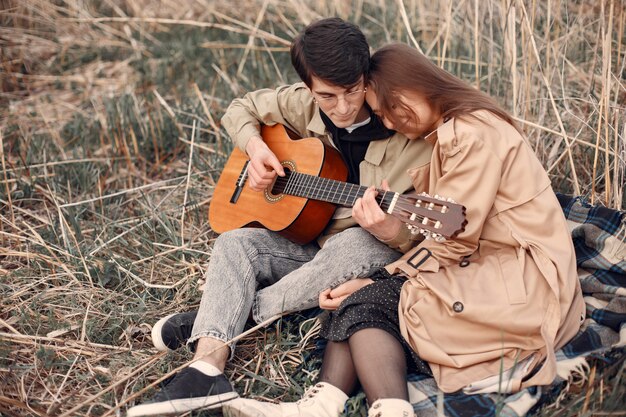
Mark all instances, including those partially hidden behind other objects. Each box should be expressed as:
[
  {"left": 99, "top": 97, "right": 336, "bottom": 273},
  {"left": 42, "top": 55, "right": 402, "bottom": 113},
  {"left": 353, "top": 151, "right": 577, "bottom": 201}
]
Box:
[{"left": 453, "top": 302, "right": 464, "bottom": 313}]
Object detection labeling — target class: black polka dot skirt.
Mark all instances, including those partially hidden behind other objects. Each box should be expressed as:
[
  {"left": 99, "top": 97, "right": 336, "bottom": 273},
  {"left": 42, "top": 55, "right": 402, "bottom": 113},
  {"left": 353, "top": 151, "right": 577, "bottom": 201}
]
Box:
[{"left": 320, "top": 271, "right": 432, "bottom": 375}]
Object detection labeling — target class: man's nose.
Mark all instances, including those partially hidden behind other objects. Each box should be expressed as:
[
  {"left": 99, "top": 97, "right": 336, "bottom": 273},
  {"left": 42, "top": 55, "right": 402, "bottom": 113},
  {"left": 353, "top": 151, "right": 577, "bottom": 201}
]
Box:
[{"left": 336, "top": 96, "right": 350, "bottom": 113}]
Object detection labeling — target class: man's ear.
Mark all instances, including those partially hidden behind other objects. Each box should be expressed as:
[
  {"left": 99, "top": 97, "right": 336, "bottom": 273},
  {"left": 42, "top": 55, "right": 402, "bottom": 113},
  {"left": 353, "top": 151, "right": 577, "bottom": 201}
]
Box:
[{"left": 306, "top": 86, "right": 317, "bottom": 103}]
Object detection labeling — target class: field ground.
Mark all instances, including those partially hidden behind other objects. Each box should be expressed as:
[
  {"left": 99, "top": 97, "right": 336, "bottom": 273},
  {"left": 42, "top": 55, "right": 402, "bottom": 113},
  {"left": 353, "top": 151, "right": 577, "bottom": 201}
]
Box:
[{"left": 1, "top": 0, "right": 625, "bottom": 416}]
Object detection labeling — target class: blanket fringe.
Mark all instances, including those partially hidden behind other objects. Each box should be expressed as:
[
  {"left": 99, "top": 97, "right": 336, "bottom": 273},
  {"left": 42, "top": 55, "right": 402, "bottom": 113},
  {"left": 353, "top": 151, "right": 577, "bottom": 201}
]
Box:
[{"left": 556, "top": 356, "right": 589, "bottom": 382}]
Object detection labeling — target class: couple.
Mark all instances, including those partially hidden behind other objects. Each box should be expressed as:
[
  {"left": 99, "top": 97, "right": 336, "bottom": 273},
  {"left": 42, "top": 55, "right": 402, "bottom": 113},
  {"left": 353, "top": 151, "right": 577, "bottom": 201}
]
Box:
[{"left": 127, "top": 17, "right": 584, "bottom": 417}]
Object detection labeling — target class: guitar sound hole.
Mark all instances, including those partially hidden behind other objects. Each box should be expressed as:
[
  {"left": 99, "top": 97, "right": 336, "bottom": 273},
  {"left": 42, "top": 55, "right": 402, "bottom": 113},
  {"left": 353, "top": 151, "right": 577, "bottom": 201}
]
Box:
[{"left": 269, "top": 167, "right": 290, "bottom": 196}]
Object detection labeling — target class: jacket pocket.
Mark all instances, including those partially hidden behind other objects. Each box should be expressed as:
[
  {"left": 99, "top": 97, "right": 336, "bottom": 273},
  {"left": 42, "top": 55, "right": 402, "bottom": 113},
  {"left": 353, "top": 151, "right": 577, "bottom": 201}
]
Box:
[{"left": 496, "top": 248, "right": 527, "bottom": 305}]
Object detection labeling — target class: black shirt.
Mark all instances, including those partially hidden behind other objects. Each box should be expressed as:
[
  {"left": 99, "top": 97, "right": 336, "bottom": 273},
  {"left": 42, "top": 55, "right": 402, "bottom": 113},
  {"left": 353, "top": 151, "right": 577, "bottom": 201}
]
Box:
[{"left": 320, "top": 107, "right": 395, "bottom": 184}]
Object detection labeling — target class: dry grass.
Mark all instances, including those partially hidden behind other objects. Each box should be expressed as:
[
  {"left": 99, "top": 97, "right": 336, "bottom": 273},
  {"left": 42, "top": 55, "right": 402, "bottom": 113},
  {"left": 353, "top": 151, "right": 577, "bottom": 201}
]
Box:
[{"left": 1, "top": 0, "right": 625, "bottom": 416}]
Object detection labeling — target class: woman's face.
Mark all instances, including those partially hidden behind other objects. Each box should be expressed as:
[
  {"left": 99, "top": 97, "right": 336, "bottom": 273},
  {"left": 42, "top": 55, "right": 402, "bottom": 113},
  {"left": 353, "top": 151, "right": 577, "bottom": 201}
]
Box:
[{"left": 366, "top": 88, "right": 440, "bottom": 140}]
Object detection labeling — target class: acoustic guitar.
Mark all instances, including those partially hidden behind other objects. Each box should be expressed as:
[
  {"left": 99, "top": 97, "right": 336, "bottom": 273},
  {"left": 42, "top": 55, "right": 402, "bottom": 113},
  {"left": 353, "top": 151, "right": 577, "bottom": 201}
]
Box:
[{"left": 209, "top": 124, "right": 466, "bottom": 244}]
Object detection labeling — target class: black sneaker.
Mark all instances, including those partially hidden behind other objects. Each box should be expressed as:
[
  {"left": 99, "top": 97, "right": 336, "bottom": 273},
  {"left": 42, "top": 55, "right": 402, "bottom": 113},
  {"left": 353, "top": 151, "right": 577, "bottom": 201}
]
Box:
[
  {"left": 151, "top": 311, "right": 198, "bottom": 351},
  {"left": 126, "top": 367, "right": 238, "bottom": 416}
]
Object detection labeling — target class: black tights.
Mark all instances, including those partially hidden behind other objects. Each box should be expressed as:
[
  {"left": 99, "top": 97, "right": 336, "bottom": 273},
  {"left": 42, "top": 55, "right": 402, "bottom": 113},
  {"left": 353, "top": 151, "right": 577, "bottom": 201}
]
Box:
[{"left": 318, "top": 328, "right": 409, "bottom": 403}]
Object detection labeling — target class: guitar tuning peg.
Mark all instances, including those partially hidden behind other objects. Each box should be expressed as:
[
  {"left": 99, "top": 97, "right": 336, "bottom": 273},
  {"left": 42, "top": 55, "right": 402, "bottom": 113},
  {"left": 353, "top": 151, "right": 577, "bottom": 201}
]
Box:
[
  {"left": 434, "top": 234, "right": 446, "bottom": 242},
  {"left": 406, "top": 224, "right": 420, "bottom": 235},
  {"left": 446, "top": 197, "right": 457, "bottom": 203}
]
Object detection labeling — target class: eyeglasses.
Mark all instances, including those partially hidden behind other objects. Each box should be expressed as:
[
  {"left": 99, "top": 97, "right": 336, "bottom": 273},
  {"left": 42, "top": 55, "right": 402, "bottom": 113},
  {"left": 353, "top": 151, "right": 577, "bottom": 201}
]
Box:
[{"left": 313, "top": 88, "right": 367, "bottom": 108}]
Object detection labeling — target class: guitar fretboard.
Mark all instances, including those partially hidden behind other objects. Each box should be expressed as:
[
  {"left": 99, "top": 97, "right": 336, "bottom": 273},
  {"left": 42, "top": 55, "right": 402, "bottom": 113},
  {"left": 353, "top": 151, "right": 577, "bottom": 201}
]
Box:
[{"left": 272, "top": 171, "right": 396, "bottom": 210}]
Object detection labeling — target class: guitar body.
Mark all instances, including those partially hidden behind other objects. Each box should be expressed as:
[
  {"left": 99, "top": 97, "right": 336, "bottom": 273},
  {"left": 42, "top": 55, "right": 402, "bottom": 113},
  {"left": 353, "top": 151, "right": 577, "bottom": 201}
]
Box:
[{"left": 209, "top": 124, "right": 348, "bottom": 244}]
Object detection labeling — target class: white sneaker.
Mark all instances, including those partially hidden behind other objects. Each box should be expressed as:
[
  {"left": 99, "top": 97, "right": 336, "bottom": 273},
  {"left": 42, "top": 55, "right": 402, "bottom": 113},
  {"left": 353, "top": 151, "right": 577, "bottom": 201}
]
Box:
[
  {"left": 367, "top": 398, "right": 415, "bottom": 417},
  {"left": 222, "top": 382, "right": 348, "bottom": 417}
]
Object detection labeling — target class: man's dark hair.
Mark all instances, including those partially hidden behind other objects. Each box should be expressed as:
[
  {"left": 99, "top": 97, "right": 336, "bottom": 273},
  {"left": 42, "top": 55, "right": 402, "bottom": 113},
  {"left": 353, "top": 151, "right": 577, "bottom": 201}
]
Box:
[{"left": 290, "top": 17, "right": 370, "bottom": 88}]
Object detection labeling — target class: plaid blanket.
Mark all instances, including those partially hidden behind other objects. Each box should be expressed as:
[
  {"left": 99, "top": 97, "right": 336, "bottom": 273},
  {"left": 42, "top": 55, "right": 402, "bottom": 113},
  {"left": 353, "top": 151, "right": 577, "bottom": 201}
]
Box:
[{"left": 404, "top": 194, "right": 626, "bottom": 416}]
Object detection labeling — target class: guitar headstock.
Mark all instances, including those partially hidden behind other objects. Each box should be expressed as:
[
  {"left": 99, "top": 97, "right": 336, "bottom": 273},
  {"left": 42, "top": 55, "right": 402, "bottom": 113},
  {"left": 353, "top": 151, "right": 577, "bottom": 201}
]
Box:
[{"left": 391, "top": 192, "right": 467, "bottom": 241}]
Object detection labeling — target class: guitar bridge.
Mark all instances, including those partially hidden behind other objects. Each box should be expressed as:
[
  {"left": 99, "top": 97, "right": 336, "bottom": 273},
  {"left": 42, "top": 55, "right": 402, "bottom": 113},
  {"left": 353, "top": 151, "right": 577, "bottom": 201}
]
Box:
[{"left": 230, "top": 160, "right": 250, "bottom": 204}]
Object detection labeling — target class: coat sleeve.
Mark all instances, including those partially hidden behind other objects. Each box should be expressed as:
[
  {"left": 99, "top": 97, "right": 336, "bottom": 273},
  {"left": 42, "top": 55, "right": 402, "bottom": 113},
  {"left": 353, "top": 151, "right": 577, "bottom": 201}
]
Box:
[
  {"left": 220, "top": 83, "right": 316, "bottom": 152},
  {"left": 387, "top": 127, "right": 503, "bottom": 276},
  {"left": 378, "top": 222, "right": 424, "bottom": 253}
]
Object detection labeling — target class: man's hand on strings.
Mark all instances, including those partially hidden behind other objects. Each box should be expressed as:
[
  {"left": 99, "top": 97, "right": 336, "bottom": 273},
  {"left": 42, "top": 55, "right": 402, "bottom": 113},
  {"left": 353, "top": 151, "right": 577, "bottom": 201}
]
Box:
[
  {"left": 353, "top": 180, "right": 402, "bottom": 240},
  {"left": 245, "top": 135, "right": 285, "bottom": 192}
]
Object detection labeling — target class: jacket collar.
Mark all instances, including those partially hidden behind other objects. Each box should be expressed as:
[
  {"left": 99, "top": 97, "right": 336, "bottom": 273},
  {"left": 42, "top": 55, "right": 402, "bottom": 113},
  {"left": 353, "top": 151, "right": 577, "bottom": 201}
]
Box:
[
  {"left": 306, "top": 106, "right": 328, "bottom": 136},
  {"left": 426, "top": 116, "right": 453, "bottom": 145}
]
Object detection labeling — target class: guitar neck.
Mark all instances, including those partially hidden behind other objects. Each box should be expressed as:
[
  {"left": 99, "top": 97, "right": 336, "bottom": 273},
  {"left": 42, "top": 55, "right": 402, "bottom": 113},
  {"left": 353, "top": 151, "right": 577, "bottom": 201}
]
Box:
[
  {"left": 272, "top": 170, "right": 467, "bottom": 240},
  {"left": 274, "top": 171, "right": 396, "bottom": 210}
]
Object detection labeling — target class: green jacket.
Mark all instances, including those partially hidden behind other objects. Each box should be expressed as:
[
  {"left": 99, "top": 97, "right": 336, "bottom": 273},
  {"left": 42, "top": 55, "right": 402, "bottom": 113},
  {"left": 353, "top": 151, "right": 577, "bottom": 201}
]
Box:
[{"left": 221, "top": 82, "right": 433, "bottom": 252}]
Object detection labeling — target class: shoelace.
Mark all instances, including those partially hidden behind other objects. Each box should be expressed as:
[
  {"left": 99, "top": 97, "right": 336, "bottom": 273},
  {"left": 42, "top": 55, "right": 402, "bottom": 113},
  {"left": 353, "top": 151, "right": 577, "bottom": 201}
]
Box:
[{"left": 296, "top": 383, "right": 324, "bottom": 404}]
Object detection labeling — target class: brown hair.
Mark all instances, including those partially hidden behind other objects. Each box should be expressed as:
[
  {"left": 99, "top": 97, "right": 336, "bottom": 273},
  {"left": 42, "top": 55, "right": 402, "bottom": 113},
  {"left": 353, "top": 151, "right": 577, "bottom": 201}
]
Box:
[{"left": 368, "top": 43, "right": 518, "bottom": 131}]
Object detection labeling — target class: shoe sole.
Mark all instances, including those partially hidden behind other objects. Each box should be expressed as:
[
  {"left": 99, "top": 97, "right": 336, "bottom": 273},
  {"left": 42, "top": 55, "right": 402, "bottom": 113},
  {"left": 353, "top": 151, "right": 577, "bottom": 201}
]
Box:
[
  {"left": 151, "top": 313, "right": 176, "bottom": 352},
  {"left": 222, "top": 399, "right": 272, "bottom": 417},
  {"left": 127, "top": 391, "right": 239, "bottom": 416},
  {"left": 223, "top": 406, "right": 246, "bottom": 417}
]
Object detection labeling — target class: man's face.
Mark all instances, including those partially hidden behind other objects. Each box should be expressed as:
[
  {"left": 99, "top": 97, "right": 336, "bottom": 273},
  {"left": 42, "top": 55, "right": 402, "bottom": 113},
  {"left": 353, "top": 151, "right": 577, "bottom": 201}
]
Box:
[{"left": 309, "top": 76, "right": 367, "bottom": 128}]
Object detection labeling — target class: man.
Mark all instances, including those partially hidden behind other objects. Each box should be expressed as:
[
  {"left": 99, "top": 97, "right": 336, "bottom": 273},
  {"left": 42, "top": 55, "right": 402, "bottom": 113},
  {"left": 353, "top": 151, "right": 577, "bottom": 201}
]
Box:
[{"left": 127, "top": 17, "right": 432, "bottom": 417}]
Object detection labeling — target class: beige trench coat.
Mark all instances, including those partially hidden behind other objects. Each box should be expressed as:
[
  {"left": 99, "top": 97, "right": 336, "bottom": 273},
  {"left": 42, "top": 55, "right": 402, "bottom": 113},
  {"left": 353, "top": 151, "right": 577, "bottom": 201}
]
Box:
[
  {"left": 386, "top": 111, "right": 585, "bottom": 392},
  {"left": 221, "top": 82, "right": 433, "bottom": 252}
]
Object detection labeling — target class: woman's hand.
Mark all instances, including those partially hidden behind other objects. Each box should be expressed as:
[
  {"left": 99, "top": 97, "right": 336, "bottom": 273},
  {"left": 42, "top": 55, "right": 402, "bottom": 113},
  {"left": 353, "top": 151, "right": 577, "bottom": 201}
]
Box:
[
  {"left": 319, "top": 278, "right": 374, "bottom": 310},
  {"left": 245, "top": 135, "right": 285, "bottom": 191},
  {"left": 353, "top": 180, "right": 403, "bottom": 240}
]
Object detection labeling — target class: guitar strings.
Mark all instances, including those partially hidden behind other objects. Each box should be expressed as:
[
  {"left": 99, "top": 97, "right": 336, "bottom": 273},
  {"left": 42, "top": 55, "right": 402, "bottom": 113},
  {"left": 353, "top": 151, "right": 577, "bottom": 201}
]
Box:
[
  {"left": 272, "top": 173, "right": 397, "bottom": 210},
  {"left": 269, "top": 172, "right": 441, "bottom": 224},
  {"left": 242, "top": 167, "right": 461, "bottom": 236}
]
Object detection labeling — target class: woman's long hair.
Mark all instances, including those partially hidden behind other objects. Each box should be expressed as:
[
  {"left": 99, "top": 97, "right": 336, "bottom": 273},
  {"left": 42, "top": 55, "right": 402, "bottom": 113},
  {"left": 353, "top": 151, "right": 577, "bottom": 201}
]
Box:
[{"left": 368, "top": 43, "right": 518, "bottom": 131}]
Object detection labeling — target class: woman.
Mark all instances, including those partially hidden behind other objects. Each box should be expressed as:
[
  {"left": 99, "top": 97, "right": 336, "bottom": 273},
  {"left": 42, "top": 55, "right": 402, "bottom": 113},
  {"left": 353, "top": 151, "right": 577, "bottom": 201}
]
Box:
[{"left": 223, "top": 43, "right": 585, "bottom": 417}]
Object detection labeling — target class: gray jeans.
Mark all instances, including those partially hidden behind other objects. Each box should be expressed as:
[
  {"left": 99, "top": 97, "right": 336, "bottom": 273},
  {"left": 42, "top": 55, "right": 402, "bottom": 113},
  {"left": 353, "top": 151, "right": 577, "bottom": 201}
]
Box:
[{"left": 189, "top": 226, "right": 401, "bottom": 351}]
